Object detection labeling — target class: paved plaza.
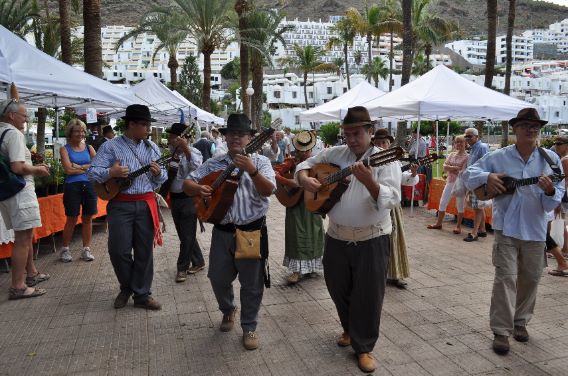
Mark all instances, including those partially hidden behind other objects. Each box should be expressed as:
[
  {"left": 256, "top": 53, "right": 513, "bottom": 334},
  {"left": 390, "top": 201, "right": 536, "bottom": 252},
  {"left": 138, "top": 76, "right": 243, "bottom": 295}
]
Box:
[{"left": 0, "top": 202, "right": 567, "bottom": 375}]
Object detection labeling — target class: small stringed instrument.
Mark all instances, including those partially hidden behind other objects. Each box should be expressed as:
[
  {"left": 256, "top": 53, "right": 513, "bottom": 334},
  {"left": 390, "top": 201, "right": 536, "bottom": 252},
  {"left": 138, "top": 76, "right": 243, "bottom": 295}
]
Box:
[
  {"left": 304, "top": 146, "right": 404, "bottom": 214},
  {"left": 401, "top": 153, "right": 438, "bottom": 172},
  {"left": 274, "top": 168, "right": 303, "bottom": 208},
  {"left": 473, "top": 174, "right": 565, "bottom": 200},
  {"left": 95, "top": 125, "right": 194, "bottom": 200},
  {"left": 195, "top": 119, "right": 281, "bottom": 224}
]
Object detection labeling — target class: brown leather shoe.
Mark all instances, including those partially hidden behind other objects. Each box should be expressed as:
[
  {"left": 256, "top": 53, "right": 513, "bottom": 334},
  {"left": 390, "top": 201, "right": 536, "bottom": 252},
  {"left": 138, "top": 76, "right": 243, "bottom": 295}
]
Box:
[
  {"left": 337, "top": 332, "right": 351, "bottom": 347},
  {"left": 243, "top": 331, "right": 259, "bottom": 350},
  {"left": 175, "top": 271, "right": 187, "bottom": 283},
  {"left": 220, "top": 307, "right": 238, "bottom": 332},
  {"left": 492, "top": 334, "right": 510, "bottom": 355},
  {"left": 134, "top": 297, "right": 162, "bottom": 311},
  {"left": 188, "top": 264, "right": 205, "bottom": 274},
  {"left": 114, "top": 291, "right": 132, "bottom": 309},
  {"left": 513, "top": 326, "right": 529, "bottom": 342},
  {"left": 357, "top": 353, "right": 376, "bottom": 373}
]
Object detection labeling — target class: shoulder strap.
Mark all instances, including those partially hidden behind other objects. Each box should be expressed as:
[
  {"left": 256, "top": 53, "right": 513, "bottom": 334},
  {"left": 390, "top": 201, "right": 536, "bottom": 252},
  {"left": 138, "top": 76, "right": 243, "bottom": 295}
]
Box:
[
  {"left": 0, "top": 128, "right": 11, "bottom": 148},
  {"left": 538, "top": 147, "right": 562, "bottom": 175}
]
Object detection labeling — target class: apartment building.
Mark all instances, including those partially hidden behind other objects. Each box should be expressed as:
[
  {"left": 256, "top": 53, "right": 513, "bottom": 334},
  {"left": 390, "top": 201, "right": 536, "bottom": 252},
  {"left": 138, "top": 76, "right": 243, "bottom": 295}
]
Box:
[{"left": 446, "top": 35, "right": 533, "bottom": 65}]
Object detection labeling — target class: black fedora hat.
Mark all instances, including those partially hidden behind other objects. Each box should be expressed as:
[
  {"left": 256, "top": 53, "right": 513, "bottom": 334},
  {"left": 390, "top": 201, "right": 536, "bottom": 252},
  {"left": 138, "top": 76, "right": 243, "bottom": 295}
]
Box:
[
  {"left": 166, "top": 122, "right": 186, "bottom": 136},
  {"left": 341, "top": 106, "right": 373, "bottom": 128},
  {"left": 374, "top": 128, "right": 394, "bottom": 143},
  {"left": 219, "top": 113, "right": 256, "bottom": 135},
  {"left": 121, "top": 104, "right": 156, "bottom": 122},
  {"left": 509, "top": 108, "right": 547, "bottom": 127}
]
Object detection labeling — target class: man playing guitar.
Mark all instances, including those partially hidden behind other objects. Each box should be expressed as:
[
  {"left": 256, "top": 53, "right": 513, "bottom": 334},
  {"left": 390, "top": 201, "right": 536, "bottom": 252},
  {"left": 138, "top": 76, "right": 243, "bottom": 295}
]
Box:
[
  {"left": 183, "top": 113, "right": 275, "bottom": 351},
  {"left": 295, "top": 107, "right": 401, "bottom": 373},
  {"left": 88, "top": 104, "right": 167, "bottom": 311}
]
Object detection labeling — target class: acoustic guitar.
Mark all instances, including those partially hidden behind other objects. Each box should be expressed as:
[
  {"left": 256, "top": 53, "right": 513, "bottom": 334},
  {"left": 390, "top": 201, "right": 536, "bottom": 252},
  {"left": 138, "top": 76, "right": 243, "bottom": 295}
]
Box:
[
  {"left": 95, "top": 125, "right": 194, "bottom": 200},
  {"left": 274, "top": 170, "right": 303, "bottom": 208},
  {"left": 304, "top": 147, "right": 404, "bottom": 214},
  {"left": 401, "top": 153, "right": 438, "bottom": 172},
  {"left": 473, "top": 174, "right": 565, "bottom": 200},
  {"left": 195, "top": 119, "right": 281, "bottom": 224}
]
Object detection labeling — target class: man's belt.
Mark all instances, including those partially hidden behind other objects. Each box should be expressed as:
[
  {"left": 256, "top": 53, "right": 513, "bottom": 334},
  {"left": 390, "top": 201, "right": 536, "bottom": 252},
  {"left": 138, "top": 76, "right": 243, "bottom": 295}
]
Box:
[
  {"left": 169, "top": 191, "right": 191, "bottom": 199},
  {"left": 214, "top": 216, "right": 265, "bottom": 233}
]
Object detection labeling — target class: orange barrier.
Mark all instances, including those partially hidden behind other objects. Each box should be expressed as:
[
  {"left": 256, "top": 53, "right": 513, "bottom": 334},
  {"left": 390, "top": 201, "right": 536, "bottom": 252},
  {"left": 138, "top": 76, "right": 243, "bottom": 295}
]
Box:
[
  {"left": 0, "top": 194, "right": 107, "bottom": 259},
  {"left": 427, "top": 178, "right": 492, "bottom": 224}
]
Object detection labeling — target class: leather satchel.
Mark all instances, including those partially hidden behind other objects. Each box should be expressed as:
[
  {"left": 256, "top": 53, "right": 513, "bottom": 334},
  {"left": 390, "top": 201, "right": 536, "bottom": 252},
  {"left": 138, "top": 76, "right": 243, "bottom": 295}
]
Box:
[{"left": 234, "top": 228, "right": 262, "bottom": 259}]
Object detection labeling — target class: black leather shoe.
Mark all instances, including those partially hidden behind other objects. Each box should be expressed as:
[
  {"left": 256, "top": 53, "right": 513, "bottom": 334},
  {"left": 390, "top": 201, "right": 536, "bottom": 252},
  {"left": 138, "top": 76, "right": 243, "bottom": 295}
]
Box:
[
  {"left": 114, "top": 291, "right": 132, "bottom": 309},
  {"left": 463, "top": 233, "right": 479, "bottom": 242}
]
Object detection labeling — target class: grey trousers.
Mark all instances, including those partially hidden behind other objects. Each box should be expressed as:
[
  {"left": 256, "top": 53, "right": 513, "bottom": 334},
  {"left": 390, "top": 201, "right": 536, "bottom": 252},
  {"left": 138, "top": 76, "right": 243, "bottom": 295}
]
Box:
[
  {"left": 490, "top": 231, "right": 545, "bottom": 336},
  {"left": 171, "top": 195, "right": 204, "bottom": 271},
  {"left": 323, "top": 234, "right": 390, "bottom": 354},
  {"left": 207, "top": 227, "right": 264, "bottom": 332},
  {"left": 107, "top": 200, "right": 154, "bottom": 304}
]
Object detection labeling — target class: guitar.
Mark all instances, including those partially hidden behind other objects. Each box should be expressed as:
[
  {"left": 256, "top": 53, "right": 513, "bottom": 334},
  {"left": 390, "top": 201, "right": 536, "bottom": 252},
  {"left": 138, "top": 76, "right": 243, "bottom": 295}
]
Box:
[
  {"left": 195, "top": 120, "right": 281, "bottom": 224},
  {"left": 401, "top": 153, "right": 438, "bottom": 172},
  {"left": 304, "top": 147, "right": 404, "bottom": 214},
  {"left": 94, "top": 125, "right": 194, "bottom": 201},
  {"left": 274, "top": 166, "right": 303, "bottom": 208},
  {"left": 473, "top": 174, "right": 565, "bottom": 200}
]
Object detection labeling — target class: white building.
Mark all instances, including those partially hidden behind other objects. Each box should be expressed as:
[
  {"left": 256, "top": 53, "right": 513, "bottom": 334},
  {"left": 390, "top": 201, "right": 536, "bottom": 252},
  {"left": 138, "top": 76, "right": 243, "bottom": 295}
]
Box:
[
  {"left": 522, "top": 19, "right": 568, "bottom": 53},
  {"left": 446, "top": 35, "right": 533, "bottom": 65}
]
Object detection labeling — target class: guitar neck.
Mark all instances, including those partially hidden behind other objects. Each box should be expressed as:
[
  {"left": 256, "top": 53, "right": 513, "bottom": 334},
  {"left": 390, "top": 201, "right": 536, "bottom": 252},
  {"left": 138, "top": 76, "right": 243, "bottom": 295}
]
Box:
[
  {"left": 510, "top": 174, "right": 563, "bottom": 189},
  {"left": 128, "top": 155, "right": 170, "bottom": 180}
]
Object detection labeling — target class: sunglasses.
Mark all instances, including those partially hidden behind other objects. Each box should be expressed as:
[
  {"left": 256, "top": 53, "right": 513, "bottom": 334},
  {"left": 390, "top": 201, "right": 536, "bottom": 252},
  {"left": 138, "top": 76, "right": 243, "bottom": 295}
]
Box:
[{"left": 1, "top": 98, "right": 19, "bottom": 116}]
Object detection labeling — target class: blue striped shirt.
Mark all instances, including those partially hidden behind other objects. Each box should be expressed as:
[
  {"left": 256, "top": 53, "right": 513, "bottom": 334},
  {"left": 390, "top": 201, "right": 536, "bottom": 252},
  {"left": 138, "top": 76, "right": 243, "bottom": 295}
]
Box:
[
  {"left": 87, "top": 135, "right": 167, "bottom": 194},
  {"left": 189, "top": 153, "right": 276, "bottom": 225}
]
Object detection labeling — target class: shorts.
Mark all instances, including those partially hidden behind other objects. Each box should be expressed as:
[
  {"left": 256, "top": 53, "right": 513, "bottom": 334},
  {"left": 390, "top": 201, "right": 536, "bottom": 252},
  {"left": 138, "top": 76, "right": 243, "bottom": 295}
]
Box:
[
  {"left": 546, "top": 233, "right": 558, "bottom": 251},
  {"left": 63, "top": 181, "right": 98, "bottom": 217},
  {"left": 0, "top": 185, "right": 41, "bottom": 231}
]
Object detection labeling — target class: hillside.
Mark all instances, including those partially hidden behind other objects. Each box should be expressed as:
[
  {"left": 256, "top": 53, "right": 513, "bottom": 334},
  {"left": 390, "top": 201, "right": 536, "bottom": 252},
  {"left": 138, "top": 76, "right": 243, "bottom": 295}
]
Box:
[{"left": 96, "top": 0, "right": 568, "bottom": 37}]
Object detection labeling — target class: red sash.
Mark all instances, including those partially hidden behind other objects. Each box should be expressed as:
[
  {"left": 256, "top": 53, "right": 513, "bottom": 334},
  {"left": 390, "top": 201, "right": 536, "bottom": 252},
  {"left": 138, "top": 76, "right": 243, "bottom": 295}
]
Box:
[{"left": 114, "top": 192, "right": 163, "bottom": 247}]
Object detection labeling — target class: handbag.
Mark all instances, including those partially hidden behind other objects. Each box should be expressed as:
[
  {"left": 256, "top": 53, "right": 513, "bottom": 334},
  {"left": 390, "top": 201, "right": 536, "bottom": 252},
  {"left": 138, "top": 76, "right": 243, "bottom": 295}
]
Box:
[
  {"left": 235, "top": 228, "right": 262, "bottom": 259},
  {"left": 451, "top": 173, "right": 466, "bottom": 196},
  {"left": 0, "top": 129, "right": 26, "bottom": 201},
  {"left": 550, "top": 216, "right": 565, "bottom": 249}
]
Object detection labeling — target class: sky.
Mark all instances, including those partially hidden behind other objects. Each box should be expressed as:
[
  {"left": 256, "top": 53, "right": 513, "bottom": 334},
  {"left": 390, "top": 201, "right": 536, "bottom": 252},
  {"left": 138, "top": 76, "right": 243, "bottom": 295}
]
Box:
[{"left": 536, "top": 0, "right": 568, "bottom": 6}]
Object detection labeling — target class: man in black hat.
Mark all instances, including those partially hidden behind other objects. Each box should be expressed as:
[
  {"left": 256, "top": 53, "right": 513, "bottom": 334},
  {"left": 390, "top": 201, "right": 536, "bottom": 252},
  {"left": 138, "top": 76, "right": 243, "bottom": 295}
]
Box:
[
  {"left": 92, "top": 125, "right": 115, "bottom": 152},
  {"left": 88, "top": 104, "right": 167, "bottom": 310},
  {"left": 296, "top": 106, "right": 402, "bottom": 373},
  {"left": 183, "top": 113, "right": 276, "bottom": 351},
  {"left": 164, "top": 123, "right": 205, "bottom": 283},
  {"left": 463, "top": 108, "right": 565, "bottom": 356}
]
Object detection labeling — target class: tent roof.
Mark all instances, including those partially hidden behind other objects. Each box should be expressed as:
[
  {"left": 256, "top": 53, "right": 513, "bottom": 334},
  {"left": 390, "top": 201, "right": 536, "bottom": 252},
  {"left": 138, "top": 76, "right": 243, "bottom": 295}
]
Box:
[
  {"left": 363, "top": 65, "right": 537, "bottom": 121},
  {"left": 170, "top": 89, "right": 224, "bottom": 125},
  {"left": 0, "top": 25, "right": 136, "bottom": 109},
  {"left": 300, "top": 81, "right": 386, "bottom": 122}
]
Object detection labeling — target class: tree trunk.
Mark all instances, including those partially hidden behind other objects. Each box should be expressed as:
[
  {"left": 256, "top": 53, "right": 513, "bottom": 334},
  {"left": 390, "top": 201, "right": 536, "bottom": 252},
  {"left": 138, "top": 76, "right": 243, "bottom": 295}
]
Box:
[
  {"left": 394, "top": 121, "right": 407, "bottom": 147},
  {"left": 389, "top": 30, "right": 394, "bottom": 91},
  {"left": 425, "top": 43, "right": 432, "bottom": 71},
  {"left": 251, "top": 53, "right": 263, "bottom": 131},
  {"left": 235, "top": 0, "right": 250, "bottom": 118},
  {"left": 201, "top": 47, "right": 213, "bottom": 112},
  {"left": 36, "top": 108, "right": 47, "bottom": 156},
  {"left": 59, "top": 0, "right": 72, "bottom": 65},
  {"left": 303, "top": 71, "right": 309, "bottom": 109},
  {"left": 168, "top": 55, "right": 179, "bottom": 90},
  {"left": 343, "top": 43, "right": 351, "bottom": 89},
  {"left": 485, "top": 0, "right": 498, "bottom": 88},
  {"left": 401, "top": 0, "right": 413, "bottom": 86},
  {"left": 366, "top": 33, "right": 372, "bottom": 83},
  {"left": 83, "top": 0, "right": 102, "bottom": 77},
  {"left": 503, "top": 0, "right": 515, "bottom": 147}
]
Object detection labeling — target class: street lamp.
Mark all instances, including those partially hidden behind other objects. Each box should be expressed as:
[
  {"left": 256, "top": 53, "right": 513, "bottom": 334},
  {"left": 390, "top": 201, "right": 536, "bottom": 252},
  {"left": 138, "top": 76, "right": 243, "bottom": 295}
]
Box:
[{"left": 245, "top": 85, "right": 254, "bottom": 119}]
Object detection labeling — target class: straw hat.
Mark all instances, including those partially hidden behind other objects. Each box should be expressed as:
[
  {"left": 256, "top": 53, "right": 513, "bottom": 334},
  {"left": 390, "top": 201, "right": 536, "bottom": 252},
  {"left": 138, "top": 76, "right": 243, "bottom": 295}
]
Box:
[{"left": 292, "top": 131, "right": 317, "bottom": 152}]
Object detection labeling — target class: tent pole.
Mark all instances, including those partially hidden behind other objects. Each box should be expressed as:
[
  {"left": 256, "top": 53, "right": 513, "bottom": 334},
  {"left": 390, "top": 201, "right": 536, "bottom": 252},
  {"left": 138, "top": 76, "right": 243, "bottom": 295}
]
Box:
[
  {"left": 446, "top": 118, "right": 450, "bottom": 158},
  {"left": 435, "top": 118, "right": 439, "bottom": 177},
  {"left": 54, "top": 101, "right": 60, "bottom": 161}
]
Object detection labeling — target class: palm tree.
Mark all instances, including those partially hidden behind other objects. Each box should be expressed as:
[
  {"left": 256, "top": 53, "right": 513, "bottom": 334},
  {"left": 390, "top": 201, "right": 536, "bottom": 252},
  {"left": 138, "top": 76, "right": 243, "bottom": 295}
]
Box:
[
  {"left": 279, "top": 44, "right": 329, "bottom": 109},
  {"left": 235, "top": 0, "right": 251, "bottom": 118},
  {"left": 115, "top": 11, "right": 188, "bottom": 90},
  {"left": 346, "top": 3, "right": 383, "bottom": 84},
  {"left": 332, "top": 57, "right": 345, "bottom": 76},
  {"left": 400, "top": 0, "right": 412, "bottom": 87},
  {"left": 485, "top": 0, "right": 498, "bottom": 88},
  {"left": 412, "top": 54, "right": 429, "bottom": 75},
  {"left": 503, "top": 0, "right": 516, "bottom": 146},
  {"left": 83, "top": 0, "right": 102, "bottom": 77},
  {"left": 379, "top": 0, "right": 402, "bottom": 91},
  {"left": 362, "top": 57, "right": 388, "bottom": 88},
  {"left": 0, "top": 0, "right": 36, "bottom": 36},
  {"left": 164, "top": 0, "right": 232, "bottom": 111},
  {"left": 58, "top": 0, "right": 71, "bottom": 64},
  {"left": 353, "top": 50, "right": 363, "bottom": 73},
  {"left": 326, "top": 17, "right": 356, "bottom": 89}
]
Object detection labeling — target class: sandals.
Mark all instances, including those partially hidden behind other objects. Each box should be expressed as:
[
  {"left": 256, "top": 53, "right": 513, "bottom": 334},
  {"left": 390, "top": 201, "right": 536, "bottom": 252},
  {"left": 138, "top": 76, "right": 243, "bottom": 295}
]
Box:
[
  {"left": 478, "top": 232, "right": 488, "bottom": 238},
  {"left": 463, "top": 233, "right": 478, "bottom": 242},
  {"left": 427, "top": 224, "right": 442, "bottom": 230},
  {"left": 453, "top": 228, "right": 462, "bottom": 234},
  {"left": 548, "top": 269, "right": 568, "bottom": 277},
  {"left": 9, "top": 286, "right": 46, "bottom": 300},
  {"left": 25, "top": 272, "right": 50, "bottom": 287}
]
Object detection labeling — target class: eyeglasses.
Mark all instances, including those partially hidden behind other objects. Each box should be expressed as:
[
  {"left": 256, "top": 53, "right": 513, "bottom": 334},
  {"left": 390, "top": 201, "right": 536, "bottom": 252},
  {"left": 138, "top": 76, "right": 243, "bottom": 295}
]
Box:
[{"left": 1, "top": 98, "right": 19, "bottom": 116}]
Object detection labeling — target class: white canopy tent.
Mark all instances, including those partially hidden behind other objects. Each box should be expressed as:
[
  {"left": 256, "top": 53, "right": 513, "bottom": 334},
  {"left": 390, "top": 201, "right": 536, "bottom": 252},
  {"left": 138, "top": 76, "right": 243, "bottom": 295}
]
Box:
[{"left": 300, "top": 81, "right": 386, "bottom": 122}]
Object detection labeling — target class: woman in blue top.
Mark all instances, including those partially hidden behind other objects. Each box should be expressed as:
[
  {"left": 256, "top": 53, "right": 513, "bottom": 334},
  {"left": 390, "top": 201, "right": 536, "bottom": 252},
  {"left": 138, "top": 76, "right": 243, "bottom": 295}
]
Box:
[{"left": 59, "top": 119, "right": 97, "bottom": 262}]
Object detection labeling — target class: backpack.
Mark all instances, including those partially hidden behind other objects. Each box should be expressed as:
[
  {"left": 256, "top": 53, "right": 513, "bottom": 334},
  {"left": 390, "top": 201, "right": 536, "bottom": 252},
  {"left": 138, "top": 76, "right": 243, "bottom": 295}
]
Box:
[{"left": 0, "top": 129, "right": 26, "bottom": 201}]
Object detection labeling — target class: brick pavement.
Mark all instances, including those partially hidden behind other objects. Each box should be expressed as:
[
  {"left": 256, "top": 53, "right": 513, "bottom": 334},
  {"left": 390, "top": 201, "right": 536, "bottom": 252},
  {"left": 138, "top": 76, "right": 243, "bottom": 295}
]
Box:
[{"left": 0, "top": 202, "right": 567, "bottom": 375}]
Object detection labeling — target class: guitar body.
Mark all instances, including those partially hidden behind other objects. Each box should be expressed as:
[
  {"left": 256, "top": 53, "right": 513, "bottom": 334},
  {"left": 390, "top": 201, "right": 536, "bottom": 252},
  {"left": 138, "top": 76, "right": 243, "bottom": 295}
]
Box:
[
  {"left": 473, "top": 176, "right": 529, "bottom": 200},
  {"left": 304, "top": 164, "right": 349, "bottom": 214},
  {"left": 274, "top": 171, "right": 303, "bottom": 208},
  {"left": 194, "top": 171, "right": 240, "bottom": 224},
  {"left": 94, "top": 178, "right": 133, "bottom": 201}
]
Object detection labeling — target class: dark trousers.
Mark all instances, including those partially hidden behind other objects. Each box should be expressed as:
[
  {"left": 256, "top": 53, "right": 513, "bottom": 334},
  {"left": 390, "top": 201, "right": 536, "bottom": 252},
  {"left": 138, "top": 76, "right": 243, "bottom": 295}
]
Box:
[
  {"left": 107, "top": 200, "right": 154, "bottom": 304},
  {"left": 208, "top": 227, "right": 264, "bottom": 332},
  {"left": 323, "top": 234, "right": 390, "bottom": 354},
  {"left": 171, "top": 195, "right": 204, "bottom": 271}
]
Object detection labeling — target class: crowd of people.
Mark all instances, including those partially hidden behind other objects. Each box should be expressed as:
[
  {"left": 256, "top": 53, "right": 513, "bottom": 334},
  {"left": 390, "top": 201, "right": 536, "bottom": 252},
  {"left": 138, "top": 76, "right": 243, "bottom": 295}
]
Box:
[{"left": 1, "top": 99, "right": 567, "bottom": 372}]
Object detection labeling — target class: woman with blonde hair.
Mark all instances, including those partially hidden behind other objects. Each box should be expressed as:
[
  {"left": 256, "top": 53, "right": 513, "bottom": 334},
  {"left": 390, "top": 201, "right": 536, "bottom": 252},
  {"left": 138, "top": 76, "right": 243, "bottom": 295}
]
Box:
[
  {"left": 58, "top": 119, "right": 97, "bottom": 262},
  {"left": 427, "top": 135, "right": 469, "bottom": 234}
]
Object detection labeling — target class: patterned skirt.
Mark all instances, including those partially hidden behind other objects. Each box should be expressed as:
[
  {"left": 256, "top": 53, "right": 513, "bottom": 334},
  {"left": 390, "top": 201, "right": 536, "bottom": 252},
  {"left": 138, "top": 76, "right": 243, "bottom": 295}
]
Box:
[{"left": 388, "top": 205, "right": 410, "bottom": 280}]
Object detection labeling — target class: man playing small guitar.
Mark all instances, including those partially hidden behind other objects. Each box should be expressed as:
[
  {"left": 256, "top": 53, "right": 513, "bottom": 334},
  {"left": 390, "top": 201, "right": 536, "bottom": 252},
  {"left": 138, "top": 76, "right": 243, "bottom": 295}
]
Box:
[
  {"left": 183, "top": 113, "right": 276, "bottom": 351},
  {"left": 295, "top": 107, "right": 401, "bottom": 373},
  {"left": 463, "top": 108, "right": 565, "bottom": 356},
  {"left": 88, "top": 104, "right": 167, "bottom": 311},
  {"left": 274, "top": 131, "right": 324, "bottom": 285}
]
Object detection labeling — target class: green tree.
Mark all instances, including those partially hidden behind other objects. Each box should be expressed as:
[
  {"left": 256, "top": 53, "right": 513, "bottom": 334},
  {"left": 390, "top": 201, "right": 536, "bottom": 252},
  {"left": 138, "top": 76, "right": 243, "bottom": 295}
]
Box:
[
  {"left": 503, "top": 0, "right": 516, "bottom": 147},
  {"left": 353, "top": 49, "right": 363, "bottom": 74},
  {"left": 362, "top": 57, "right": 388, "bottom": 88},
  {"left": 332, "top": 57, "right": 345, "bottom": 76},
  {"left": 178, "top": 56, "right": 202, "bottom": 107},
  {"left": 83, "top": 0, "right": 102, "bottom": 77},
  {"left": 412, "top": 54, "right": 429, "bottom": 76},
  {"left": 379, "top": 0, "right": 402, "bottom": 91},
  {"left": 326, "top": 17, "right": 356, "bottom": 89},
  {"left": 400, "top": 0, "right": 412, "bottom": 87},
  {"left": 319, "top": 122, "right": 340, "bottom": 146},
  {"left": 220, "top": 57, "right": 240, "bottom": 80},
  {"left": 235, "top": 0, "right": 251, "bottom": 118},
  {"left": 0, "top": 0, "right": 36, "bottom": 36},
  {"left": 485, "top": 0, "right": 498, "bottom": 88}
]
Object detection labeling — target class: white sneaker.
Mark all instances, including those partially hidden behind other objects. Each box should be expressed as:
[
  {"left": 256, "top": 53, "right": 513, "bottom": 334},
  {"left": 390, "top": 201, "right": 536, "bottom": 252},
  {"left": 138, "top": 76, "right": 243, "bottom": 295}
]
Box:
[
  {"left": 60, "top": 249, "right": 72, "bottom": 263},
  {"left": 80, "top": 248, "right": 95, "bottom": 261}
]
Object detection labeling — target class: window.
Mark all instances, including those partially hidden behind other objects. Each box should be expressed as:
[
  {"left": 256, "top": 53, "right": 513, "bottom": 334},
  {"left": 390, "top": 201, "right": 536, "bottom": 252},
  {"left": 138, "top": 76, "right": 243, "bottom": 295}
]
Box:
[
  {"left": 274, "top": 91, "right": 281, "bottom": 98},
  {"left": 343, "top": 88, "right": 348, "bottom": 93},
  {"left": 292, "top": 91, "right": 297, "bottom": 99},
  {"left": 309, "top": 92, "right": 313, "bottom": 99},
  {"left": 327, "top": 87, "right": 332, "bottom": 94},
  {"left": 556, "top": 111, "right": 560, "bottom": 117},
  {"left": 295, "top": 116, "right": 300, "bottom": 125}
]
